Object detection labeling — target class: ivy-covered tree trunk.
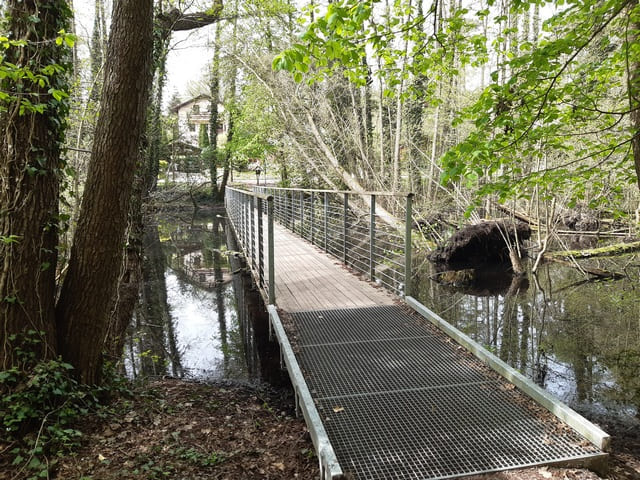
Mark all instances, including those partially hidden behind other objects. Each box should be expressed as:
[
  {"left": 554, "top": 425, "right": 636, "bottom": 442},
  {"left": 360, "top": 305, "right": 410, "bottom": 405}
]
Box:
[
  {"left": 209, "top": 20, "right": 222, "bottom": 198},
  {"left": 630, "top": 0, "right": 640, "bottom": 193},
  {"left": 146, "top": 17, "right": 171, "bottom": 194},
  {"left": 218, "top": 115, "right": 233, "bottom": 201},
  {"left": 56, "top": 0, "right": 154, "bottom": 384},
  {"left": 0, "top": 0, "right": 72, "bottom": 368},
  {"left": 105, "top": 171, "right": 145, "bottom": 363},
  {"left": 216, "top": 2, "right": 239, "bottom": 202}
]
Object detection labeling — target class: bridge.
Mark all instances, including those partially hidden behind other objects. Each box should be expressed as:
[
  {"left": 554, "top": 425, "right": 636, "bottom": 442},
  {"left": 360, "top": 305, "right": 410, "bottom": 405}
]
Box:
[{"left": 224, "top": 186, "right": 609, "bottom": 480}]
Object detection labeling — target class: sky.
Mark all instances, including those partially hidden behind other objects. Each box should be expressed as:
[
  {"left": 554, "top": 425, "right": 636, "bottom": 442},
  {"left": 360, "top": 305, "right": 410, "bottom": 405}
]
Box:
[
  {"left": 165, "top": 27, "right": 215, "bottom": 105},
  {"left": 73, "top": 0, "right": 215, "bottom": 109}
]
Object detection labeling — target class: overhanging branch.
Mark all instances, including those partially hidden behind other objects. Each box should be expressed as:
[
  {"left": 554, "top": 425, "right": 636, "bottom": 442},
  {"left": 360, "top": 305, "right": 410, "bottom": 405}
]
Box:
[{"left": 157, "top": 3, "right": 223, "bottom": 32}]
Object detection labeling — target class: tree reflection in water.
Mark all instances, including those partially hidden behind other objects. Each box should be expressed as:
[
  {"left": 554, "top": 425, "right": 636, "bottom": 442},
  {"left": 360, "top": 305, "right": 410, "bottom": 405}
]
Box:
[
  {"left": 124, "top": 208, "right": 284, "bottom": 386},
  {"left": 414, "top": 256, "right": 640, "bottom": 431}
]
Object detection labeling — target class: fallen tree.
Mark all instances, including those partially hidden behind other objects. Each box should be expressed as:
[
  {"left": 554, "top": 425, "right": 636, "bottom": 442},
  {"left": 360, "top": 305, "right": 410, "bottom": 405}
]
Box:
[
  {"left": 547, "top": 241, "right": 640, "bottom": 260},
  {"left": 428, "top": 220, "right": 531, "bottom": 269},
  {"left": 542, "top": 256, "right": 624, "bottom": 279}
]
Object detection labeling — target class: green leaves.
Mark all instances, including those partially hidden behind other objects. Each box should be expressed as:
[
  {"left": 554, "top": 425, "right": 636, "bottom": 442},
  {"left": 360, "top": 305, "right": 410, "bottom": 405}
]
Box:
[
  {"left": 0, "top": 23, "right": 74, "bottom": 116},
  {"left": 55, "top": 29, "right": 76, "bottom": 48},
  {"left": 0, "top": 235, "right": 21, "bottom": 244},
  {"left": 270, "top": 0, "right": 639, "bottom": 212},
  {"left": 439, "top": 0, "right": 640, "bottom": 210}
]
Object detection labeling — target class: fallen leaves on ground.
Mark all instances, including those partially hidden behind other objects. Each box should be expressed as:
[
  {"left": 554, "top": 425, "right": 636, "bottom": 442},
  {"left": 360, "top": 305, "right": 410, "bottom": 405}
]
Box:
[{"left": 51, "top": 379, "right": 319, "bottom": 479}]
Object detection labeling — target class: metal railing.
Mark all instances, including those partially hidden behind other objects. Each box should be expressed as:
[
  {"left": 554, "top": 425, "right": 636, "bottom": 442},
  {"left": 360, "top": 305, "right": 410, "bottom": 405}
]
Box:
[
  {"left": 225, "top": 187, "right": 275, "bottom": 304},
  {"left": 255, "top": 186, "right": 413, "bottom": 297}
]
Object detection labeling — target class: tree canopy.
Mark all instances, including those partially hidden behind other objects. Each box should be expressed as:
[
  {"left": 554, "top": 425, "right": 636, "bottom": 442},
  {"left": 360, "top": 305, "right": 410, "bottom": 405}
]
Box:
[{"left": 274, "top": 0, "right": 640, "bottom": 211}]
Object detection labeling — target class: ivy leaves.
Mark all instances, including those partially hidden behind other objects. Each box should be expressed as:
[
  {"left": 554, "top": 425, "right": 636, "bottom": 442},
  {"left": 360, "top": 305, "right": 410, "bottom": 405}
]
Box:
[{"left": 0, "top": 29, "right": 75, "bottom": 115}]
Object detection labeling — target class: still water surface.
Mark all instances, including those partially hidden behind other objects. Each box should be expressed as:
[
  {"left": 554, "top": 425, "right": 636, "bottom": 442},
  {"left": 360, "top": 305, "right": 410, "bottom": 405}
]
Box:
[{"left": 126, "top": 208, "right": 284, "bottom": 386}]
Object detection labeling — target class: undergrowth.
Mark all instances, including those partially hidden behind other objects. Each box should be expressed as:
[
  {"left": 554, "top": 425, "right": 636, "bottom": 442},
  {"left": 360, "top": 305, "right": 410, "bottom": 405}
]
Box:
[{"left": 0, "top": 330, "right": 130, "bottom": 479}]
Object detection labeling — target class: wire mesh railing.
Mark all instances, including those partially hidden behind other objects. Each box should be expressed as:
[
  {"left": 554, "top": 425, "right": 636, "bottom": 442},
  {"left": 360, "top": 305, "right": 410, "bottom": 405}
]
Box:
[
  {"left": 224, "top": 187, "right": 275, "bottom": 304},
  {"left": 255, "top": 186, "right": 413, "bottom": 297}
]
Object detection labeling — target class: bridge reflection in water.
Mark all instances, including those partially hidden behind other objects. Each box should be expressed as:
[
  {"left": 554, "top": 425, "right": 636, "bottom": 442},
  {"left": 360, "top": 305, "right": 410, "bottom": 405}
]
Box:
[{"left": 225, "top": 186, "right": 609, "bottom": 480}]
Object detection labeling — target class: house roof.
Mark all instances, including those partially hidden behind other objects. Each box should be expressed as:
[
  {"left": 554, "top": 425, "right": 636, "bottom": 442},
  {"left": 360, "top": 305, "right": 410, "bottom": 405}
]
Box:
[{"left": 170, "top": 94, "right": 212, "bottom": 113}]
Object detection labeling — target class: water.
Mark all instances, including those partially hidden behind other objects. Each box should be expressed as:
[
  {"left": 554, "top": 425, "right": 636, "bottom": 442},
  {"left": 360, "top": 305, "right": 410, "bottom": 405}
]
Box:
[
  {"left": 125, "top": 208, "right": 284, "bottom": 386},
  {"left": 412, "top": 253, "right": 640, "bottom": 436}
]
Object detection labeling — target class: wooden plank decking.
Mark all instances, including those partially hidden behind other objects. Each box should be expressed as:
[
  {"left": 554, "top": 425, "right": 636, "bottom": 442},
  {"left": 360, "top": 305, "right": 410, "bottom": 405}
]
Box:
[{"left": 272, "top": 223, "right": 394, "bottom": 312}]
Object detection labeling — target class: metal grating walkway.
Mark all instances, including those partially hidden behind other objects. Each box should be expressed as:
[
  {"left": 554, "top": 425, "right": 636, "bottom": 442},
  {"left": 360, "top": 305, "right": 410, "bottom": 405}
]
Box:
[{"left": 292, "top": 306, "right": 603, "bottom": 479}]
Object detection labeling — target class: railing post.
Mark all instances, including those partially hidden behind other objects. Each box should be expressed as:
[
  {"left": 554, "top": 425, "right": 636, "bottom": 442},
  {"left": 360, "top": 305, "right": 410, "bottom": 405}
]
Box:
[
  {"left": 343, "top": 193, "right": 348, "bottom": 265},
  {"left": 324, "top": 192, "right": 328, "bottom": 253},
  {"left": 257, "top": 197, "right": 264, "bottom": 287},
  {"left": 282, "top": 191, "right": 287, "bottom": 229},
  {"left": 370, "top": 194, "right": 376, "bottom": 281},
  {"left": 267, "top": 195, "right": 275, "bottom": 305},
  {"left": 241, "top": 195, "right": 246, "bottom": 249},
  {"left": 290, "top": 191, "right": 295, "bottom": 233},
  {"left": 300, "top": 191, "right": 304, "bottom": 239},
  {"left": 404, "top": 193, "right": 414, "bottom": 297},
  {"left": 310, "top": 192, "right": 315, "bottom": 245},
  {"left": 250, "top": 195, "right": 256, "bottom": 267}
]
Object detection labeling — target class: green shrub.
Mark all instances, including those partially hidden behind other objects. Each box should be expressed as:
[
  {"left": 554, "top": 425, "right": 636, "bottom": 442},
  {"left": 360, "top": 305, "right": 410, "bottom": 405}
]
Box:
[{"left": 0, "top": 331, "right": 128, "bottom": 479}]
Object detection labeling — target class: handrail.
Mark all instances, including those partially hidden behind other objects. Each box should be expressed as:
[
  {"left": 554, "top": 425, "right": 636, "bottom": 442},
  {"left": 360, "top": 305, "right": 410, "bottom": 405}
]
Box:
[
  {"left": 255, "top": 185, "right": 412, "bottom": 198},
  {"left": 224, "top": 186, "right": 275, "bottom": 305},
  {"left": 226, "top": 185, "right": 272, "bottom": 201},
  {"left": 255, "top": 185, "right": 413, "bottom": 297},
  {"left": 225, "top": 187, "right": 343, "bottom": 478}
]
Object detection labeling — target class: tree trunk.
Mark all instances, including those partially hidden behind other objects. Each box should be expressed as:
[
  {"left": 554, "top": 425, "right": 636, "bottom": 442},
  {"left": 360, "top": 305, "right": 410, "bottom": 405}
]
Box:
[
  {"left": 0, "top": 0, "right": 71, "bottom": 368},
  {"left": 306, "top": 112, "right": 402, "bottom": 229},
  {"left": 629, "top": 0, "right": 640, "bottom": 192},
  {"left": 216, "top": 1, "right": 239, "bottom": 202},
  {"left": 146, "top": 26, "right": 171, "bottom": 194},
  {"left": 217, "top": 112, "right": 234, "bottom": 202},
  {"left": 104, "top": 172, "right": 145, "bottom": 363},
  {"left": 362, "top": 58, "right": 373, "bottom": 156},
  {"left": 209, "top": 21, "right": 222, "bottom": 198},
  {"left": 56, "top": 0, "right": 154, "bottom": 384},
  {"left": 89, "top": 0, "right": 107, "bottom": 105}
]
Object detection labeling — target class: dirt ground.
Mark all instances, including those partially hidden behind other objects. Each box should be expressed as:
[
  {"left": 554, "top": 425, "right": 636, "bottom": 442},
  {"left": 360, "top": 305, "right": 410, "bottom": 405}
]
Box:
[
  {"left": 3, "top": 379, "right": 639, "bottom": 479},
  {"left": 40, "top": 379, "right": 317, "bottom": 480}
]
